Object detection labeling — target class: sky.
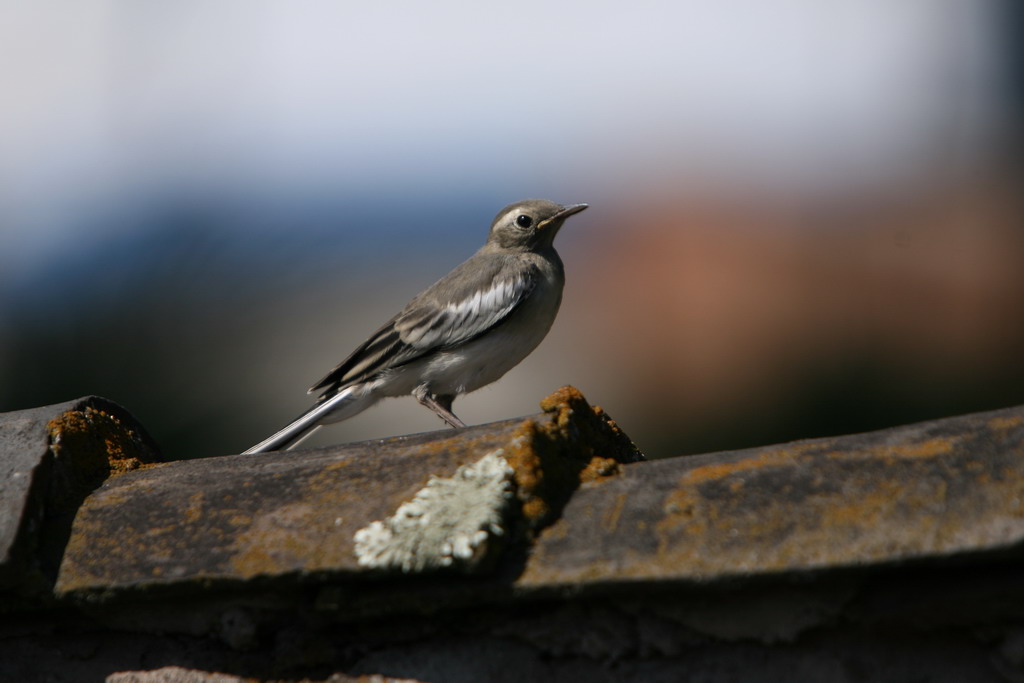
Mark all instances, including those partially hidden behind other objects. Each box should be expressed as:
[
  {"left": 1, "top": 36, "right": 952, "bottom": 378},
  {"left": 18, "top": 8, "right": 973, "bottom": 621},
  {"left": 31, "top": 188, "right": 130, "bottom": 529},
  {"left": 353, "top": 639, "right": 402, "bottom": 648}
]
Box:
[{"left": 1, "top": 1, "right": 1003, "bottom": 266}]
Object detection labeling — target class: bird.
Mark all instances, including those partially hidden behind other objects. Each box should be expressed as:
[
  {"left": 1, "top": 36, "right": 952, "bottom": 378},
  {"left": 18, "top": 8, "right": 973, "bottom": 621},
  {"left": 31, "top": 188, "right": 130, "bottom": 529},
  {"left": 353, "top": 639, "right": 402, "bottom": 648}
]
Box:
[{"left": 243, "top": 199, "right": 588, "bottom": 454}]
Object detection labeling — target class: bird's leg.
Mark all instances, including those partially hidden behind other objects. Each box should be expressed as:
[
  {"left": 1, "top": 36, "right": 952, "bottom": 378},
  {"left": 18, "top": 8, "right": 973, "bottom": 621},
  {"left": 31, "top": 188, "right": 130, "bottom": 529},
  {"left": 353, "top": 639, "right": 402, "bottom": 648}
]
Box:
[{"left": 416, "top": 390, "right": 466, "bottom": 428}]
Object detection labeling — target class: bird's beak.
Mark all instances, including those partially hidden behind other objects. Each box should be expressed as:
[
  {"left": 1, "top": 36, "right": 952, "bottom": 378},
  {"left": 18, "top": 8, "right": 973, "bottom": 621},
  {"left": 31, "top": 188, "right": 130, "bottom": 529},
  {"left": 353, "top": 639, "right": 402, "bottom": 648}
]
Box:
[{"left": 538, "top": 203, "right": 588, "bottom": 229}]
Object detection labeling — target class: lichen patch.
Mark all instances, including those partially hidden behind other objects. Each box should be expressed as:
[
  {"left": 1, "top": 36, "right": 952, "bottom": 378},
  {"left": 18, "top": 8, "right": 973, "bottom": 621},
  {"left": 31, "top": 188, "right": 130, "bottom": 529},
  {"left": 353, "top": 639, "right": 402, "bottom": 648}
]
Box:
[{"left": 353, "top": 450, "right": 515, "bottom": 572}]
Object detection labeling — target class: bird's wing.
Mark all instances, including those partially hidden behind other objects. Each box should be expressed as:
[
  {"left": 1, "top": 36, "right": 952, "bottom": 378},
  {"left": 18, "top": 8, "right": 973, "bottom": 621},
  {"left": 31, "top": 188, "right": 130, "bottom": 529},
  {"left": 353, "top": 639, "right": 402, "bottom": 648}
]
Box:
[{"left": 309, "top": 255, "right": 539, "bottom": 396}]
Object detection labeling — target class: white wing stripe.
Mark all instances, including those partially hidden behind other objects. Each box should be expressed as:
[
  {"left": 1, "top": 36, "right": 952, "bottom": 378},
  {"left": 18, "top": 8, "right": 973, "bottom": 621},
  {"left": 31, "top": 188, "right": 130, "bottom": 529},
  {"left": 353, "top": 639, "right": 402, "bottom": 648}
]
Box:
[{"left": 397, "top": 271, "right": 536, "bottom": 350}]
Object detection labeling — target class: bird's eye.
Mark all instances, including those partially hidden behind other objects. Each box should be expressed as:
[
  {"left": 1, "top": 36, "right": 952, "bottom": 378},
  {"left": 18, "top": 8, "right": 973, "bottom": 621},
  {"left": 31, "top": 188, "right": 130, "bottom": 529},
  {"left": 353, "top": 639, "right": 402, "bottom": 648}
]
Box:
[{"left": 515, "top": 215, "right": 533, "bottom": 228}]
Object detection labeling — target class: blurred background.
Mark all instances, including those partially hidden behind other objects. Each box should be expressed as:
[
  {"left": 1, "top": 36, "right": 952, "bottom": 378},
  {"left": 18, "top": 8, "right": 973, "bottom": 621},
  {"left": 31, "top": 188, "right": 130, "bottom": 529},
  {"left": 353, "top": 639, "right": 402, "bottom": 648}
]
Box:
[{"left": 1, "top": 1, "right": 1022, "bottom": 460}]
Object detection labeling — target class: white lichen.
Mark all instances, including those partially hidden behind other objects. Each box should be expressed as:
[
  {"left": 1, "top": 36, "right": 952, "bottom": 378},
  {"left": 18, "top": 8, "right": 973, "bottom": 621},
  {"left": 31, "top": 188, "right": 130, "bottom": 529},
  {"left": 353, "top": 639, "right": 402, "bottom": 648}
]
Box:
[{"left": 353, "top": 449, "right": 516, "bottom": 572}]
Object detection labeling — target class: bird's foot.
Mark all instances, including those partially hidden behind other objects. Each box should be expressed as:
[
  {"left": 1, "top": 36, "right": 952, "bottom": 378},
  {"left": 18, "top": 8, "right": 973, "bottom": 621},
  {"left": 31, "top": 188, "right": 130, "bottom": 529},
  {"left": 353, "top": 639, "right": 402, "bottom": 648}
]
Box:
[{"left": 417, "top": 392, "right": 466, "bottom": 429}]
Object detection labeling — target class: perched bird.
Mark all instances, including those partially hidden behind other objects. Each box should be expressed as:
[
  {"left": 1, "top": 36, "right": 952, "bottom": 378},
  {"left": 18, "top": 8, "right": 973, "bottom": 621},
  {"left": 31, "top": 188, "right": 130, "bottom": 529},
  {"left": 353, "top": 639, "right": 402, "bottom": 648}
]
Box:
[{"left": 243, "top": 199, "right": 588, "bottom": 454}]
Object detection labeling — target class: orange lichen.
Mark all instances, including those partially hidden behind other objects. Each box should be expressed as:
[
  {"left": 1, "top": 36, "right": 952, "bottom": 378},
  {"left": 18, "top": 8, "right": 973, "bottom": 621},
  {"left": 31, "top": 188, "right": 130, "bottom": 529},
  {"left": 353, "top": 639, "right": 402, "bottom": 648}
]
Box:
[
  {"left": 499, "top": 387, "right": 640, "bottom": 532},
  {"left": 601, "top": 492, "right": 628, "bottom": 532},
  {"left": 538, "top": 385, "right": 589, "bottom": 420},
  {"left": 874, "top": 437, "right": 956, "bottom": 461},
  {"left": 656, "top": 488, "right": 705, "bottom": 545},
  {"left": 521, "top": 498, "right": 550, "bottom": 523},
  {"left": 989, "top": 415, "right": 1024, "bottom": 432},
  {"left": 230, "top": 502, "right": 325, "bottom": 577},
  {"left": 47, "top": 410, "right": 111, "bottom": 489},
  {"left": 184, "top": 492, "right": 205, "bottom": 524},
  {"left": 503, "top": 420, "right": 552, "bottom": 527},
  {"left": 48, "top": 405, "right": 157, "bottom": 480},
  {"left": 579, "top": 457, "right": 621, "bottom": 483},
  {"left": 680, "top": 449, "right": 801, "bottom": 487},
  {"left": 538, "top": 386, "right": 643, "bottom": 461}
]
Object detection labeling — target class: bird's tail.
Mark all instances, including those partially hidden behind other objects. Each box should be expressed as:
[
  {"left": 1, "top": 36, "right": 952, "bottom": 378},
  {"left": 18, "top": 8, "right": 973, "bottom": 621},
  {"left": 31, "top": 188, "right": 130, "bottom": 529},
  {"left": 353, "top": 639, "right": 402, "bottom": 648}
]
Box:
[{"left": 242, "top": 386, "right": 373, "bottom": 454}]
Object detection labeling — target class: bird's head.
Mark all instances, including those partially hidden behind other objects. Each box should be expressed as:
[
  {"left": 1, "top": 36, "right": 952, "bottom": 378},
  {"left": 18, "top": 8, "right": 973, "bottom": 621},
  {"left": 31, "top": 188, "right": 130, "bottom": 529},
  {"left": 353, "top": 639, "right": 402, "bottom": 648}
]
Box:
[{"left": 486, "top": 199, "right": 588, "bottom": 252}]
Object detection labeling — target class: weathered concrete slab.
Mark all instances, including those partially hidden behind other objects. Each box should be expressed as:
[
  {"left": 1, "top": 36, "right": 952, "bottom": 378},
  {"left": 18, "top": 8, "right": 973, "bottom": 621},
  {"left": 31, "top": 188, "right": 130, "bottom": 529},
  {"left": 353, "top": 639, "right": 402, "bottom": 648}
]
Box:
[
  {"left": 517, "top": 403, "right": 1024, "bottom": 588},
  {"left": 0, "top": 396, "right": 159, "bottom": 603},
  {"left": 56, "top": 387, "right": 641, "bottom": 598}
]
